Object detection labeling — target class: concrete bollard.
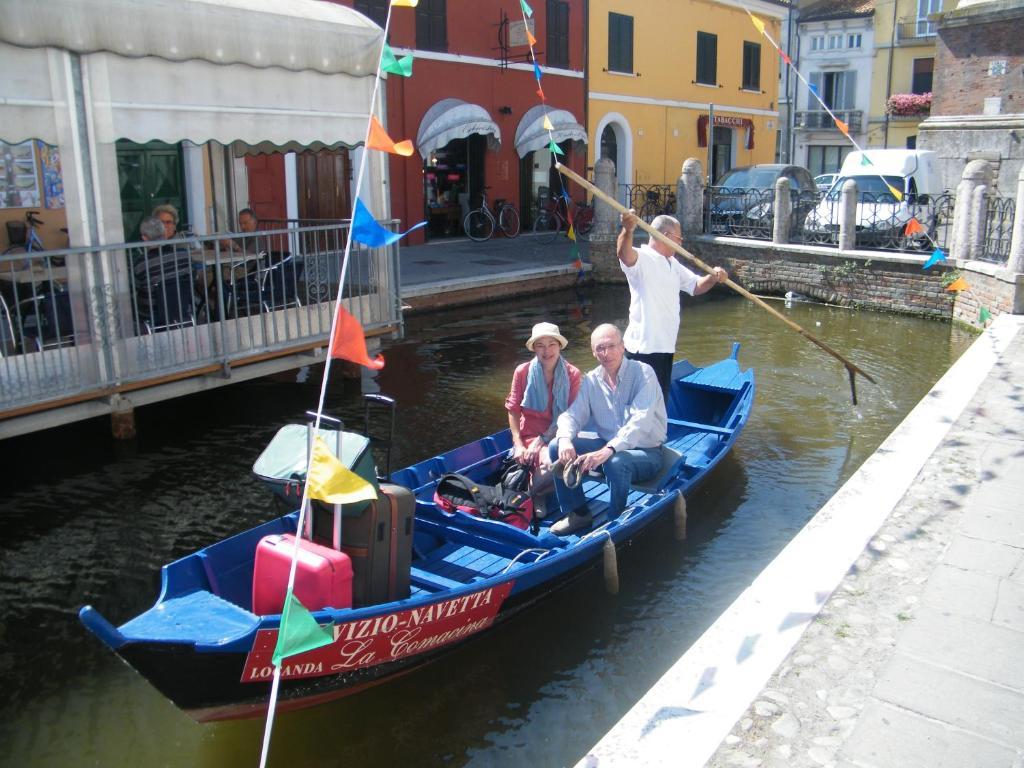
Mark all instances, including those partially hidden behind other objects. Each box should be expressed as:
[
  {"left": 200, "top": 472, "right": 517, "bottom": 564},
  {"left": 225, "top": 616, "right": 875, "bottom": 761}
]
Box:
[
  {"left": 950, "top": 159, "right": 993, "bottom": 262},
  {"left": 109, "top": 394, "right": 136, "bottom": 440},
  {"left": 680, "top": 158, "right": 705, "bottom": 236},
  {"left": 1008, "top": 166, "right": 1024, "bottom": 273},
  {"left": 591, "top": 156, "right": 618, "bottom": 241},
  {"left": 773, "top": 176, "right": 792, "bottom": 245},
  {"left": 969, "top": 184, "right": 989, "bottom": 262},
  {"left": 838, "top": 179, "right": 858, "bottom": 251}
]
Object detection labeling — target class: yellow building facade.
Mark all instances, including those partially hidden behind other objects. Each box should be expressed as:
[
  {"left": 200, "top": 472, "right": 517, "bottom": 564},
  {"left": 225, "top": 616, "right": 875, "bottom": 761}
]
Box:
[
  {"left": 868, "top": 0, "right": 941, "bottom": 148},
  {"left": 588, "top": 0, "right": 788, "bottom": 198}
]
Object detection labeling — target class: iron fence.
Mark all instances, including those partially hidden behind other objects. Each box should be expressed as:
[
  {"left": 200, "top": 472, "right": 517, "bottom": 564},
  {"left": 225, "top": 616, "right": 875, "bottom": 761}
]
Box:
[
  {"left": 982, "top": 195, "right": 1016, "bottom": 265},
  {"left": 0, "top": 222, "right": 402, "bottom": 413},
  {"left": 624, "top": 184, "right": 677, "bottom": 223},
  {"left": 704, "top": 187, "right": 822, "bottom": 242}
]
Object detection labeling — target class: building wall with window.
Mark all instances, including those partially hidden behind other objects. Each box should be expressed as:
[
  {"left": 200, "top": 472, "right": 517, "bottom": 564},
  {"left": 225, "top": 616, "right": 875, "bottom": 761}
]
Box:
[
  {"left": 868, "top": 0, "right": 942, "bottom": 150},
  {"left": 793, "top": 3, "right": 875, "bottom": 175},
  {"left": 339, "top": 0, "right": 587, "bottom": 243},
  {"left": 588, "top": 0, "right": 786, "bottom": 194}
]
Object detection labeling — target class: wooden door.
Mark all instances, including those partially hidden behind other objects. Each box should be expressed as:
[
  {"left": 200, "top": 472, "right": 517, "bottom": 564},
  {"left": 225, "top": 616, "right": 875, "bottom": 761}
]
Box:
[
  {"left": 297, "top": 150, "right": 352, "bottom": 221},
  {"left": 244, "top": 154, "right": 287, "bottom": 223}
]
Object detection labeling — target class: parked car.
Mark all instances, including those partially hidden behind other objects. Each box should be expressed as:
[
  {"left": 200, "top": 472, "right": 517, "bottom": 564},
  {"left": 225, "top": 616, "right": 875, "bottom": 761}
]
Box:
[
  {"left": 708, "top": 164, "right": 818, "bottom": 238},
  {"left": 814, "top": 173, "right": 839, "bottom": 192},
  {"left": 804, "top": 150, "right": 942, "bottom": 248}
]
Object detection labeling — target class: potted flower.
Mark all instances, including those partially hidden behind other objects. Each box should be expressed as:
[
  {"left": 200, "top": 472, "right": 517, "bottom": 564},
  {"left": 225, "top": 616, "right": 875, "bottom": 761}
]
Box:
[{"left": 886, "top": 93, "right": 932, "bottom": 117}]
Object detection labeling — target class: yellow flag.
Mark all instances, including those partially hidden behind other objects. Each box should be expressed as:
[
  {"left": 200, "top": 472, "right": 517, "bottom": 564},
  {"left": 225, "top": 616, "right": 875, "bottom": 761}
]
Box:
[
  {"left": 307, "top": 437, "right": 377, "bottom": 505},
  {"left": 886, "top": 184, "right": 904, "bottom": 202},
  {"left": 567, "top": 223, "right": 576, "bottom": 242},
  {"left": 748, "top": 13, "right": 766, "bottom": 35},
  {"left": 391, "top": 0, "right": 418, "bottom": 6},
  {"left": 542, "top": 115, "right": 554, "bottom": 131}
]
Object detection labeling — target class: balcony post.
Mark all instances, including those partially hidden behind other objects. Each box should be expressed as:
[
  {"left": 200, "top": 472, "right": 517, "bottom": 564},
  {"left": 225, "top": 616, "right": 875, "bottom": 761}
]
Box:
[
  {"left": 773, "top": 176, "right": 792, "bottom": 244},
  {"left": 838, "top": 179, "right": 858, "bottom": 251}
]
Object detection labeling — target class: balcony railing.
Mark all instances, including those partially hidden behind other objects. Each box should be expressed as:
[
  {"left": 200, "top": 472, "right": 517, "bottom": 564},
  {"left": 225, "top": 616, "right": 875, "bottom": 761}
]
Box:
[
  {"left": 794, "top": 110, "right": 863, "bottom": 132},
  {"left": 896, "top": 18, "right": 937, "bottom": 42}
]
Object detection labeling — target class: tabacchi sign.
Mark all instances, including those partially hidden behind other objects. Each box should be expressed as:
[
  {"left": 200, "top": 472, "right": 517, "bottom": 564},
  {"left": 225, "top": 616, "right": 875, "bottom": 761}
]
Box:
[{"left": 242, "top": 582, "right": 514, "bottom": 682}]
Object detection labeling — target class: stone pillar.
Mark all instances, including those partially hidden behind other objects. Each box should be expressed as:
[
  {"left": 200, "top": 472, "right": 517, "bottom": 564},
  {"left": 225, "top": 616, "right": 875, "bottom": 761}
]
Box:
[
  {"left": 950, "top": 159, "right": 993, "bottom": 262},
  {"left": 1008, "top": 166, "right": 1024, "bottom": 273},
  {"left": 589, "top": 156, "right": 624, "bottom": 283},
  {"left": 109, "top": 394, "right": 136, "bottom": 440},
  {"left": 969, "top": 184, "right": 989, "bottom": 262},
  {"left": 773, "top": 176, "right": 792, "bottom": 245},
  {"left": 679, "top": 158, "right": 705, "bottom": 236},
  {"left": 838, "top": 179, "right": 858, "bottom": 251}
]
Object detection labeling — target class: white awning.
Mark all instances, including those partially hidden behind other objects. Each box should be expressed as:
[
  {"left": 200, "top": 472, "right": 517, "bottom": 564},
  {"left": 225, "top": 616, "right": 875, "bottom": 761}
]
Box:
[
  {"left": 0, "top": 0, "right": 382, "bottom": 148},
  {"left": 416, "top": 99, "right": 501, "bottom": 159},
  {"left": 514, "top": 104, "right": 587, "bottom": 158}
]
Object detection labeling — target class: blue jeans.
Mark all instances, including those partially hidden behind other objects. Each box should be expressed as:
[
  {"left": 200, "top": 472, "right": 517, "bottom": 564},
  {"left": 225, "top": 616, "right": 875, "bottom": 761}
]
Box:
[{"left": 548, "top": 437, "right": 662, "bottom": 518}]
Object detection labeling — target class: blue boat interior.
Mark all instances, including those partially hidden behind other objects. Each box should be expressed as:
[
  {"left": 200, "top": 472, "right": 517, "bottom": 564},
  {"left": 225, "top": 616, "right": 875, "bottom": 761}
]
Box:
[{"left": 80, "top": 351, "right": 754, "bottom": 653}]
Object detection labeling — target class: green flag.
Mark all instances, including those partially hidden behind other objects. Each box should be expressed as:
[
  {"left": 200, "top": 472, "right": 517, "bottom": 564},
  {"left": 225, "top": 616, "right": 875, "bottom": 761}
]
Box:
[
  {"left": 979, "top": 306, "right": 992, "bottom": 323},
  {"left": 272, "top": 591, "right": 334, "bottom": 666},
  {"left": 860, "top": 155, "right": 873, "bottom": 166},
  {"left": 520, "top": 0, "right": 533, "bottom": 17},
  {"left": 381, "top": 44, "right": 413, "bottom": 77},
  {"left": 548, "top": 139, "right": 565, "bottom": 156}
]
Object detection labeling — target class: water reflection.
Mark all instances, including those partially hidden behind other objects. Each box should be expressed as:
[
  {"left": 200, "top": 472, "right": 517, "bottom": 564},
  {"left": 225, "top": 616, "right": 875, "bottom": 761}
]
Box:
[{"left": 0, "top": 285, "right": 974, "bottom": 767}]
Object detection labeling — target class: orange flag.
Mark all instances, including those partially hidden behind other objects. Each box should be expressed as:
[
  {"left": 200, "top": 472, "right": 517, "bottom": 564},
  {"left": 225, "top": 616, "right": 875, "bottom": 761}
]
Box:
[
  {"left": 526, "top": 28, "right": 536, "bottom": 46},
  {"left": 945, "top": 277, "right": 969, "bottom": 293},
  {"left": 330, "top": 306, "right": 385, "bottom": 369},
  {"left": 904, "top": 218, "right": 925, "bottom": 236},
  {"left": 367, "top": 116, "right": 414, "bottom": 157},
  {"left": 834, "top": 118, "right": 849, "bottom": 136}
]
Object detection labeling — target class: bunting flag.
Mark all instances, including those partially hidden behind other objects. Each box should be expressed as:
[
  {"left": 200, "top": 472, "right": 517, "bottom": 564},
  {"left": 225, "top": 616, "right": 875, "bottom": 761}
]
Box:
[
  {"left": 748, "top": 13, "right": 766, "bottom": 35},
  {"left": 834, "top": 118, "right": 849, "bottom": 136},
  {"left": 808, "top": 83, "right": 819, "bottom": 99},
  {"left": 885, "top": 184, "right": 904, "bottom": 202},
  {"left": 945, "top": 276, "right": 969, "bottom": 292},
  {"left": 307, "top": 436, "right": 379, "bottom": 505},
  {"left": 351, "top": 198, "right": 426, "bottom": 247},
  {"left": 780, "top": 51, "right": 791, "bottom": 66},
  {"left": 979, "top": 306, "right": 992, "bottom": 324},
  {"left": 904, "top": 218, "right": 925, "bottom": 236},
  {"left": 536, "top": 85, "right": 546, "bottom": 101},
  {"left": 567, "top": 223, "right": 576, "bottom": 242},
  {"left": 272, "top": 591, "right": 334, "bottom": 667},
  {"left": 548, "top": 139, "right": 564, "bottom": 156},
  {"left": 381, "top": 44, "right": 414, "bottom": 77},
  {"left": 922, "top": 248, "right": 945, "bottom": 269},
  {"left": 526, "top": 28, "right": 536, "bottom": 46},
  {"left": 330, "top": 305, "right": 386, "bottom": 370},
  {"left": 520, "top": 0, "right": 533, "bottom": 17},
  {"left": 542, "top": 115, "right": 554, "bottom": 131},
  {"left": 533, "top": 61, "right": 543, "bottom": 82},
  {"left": 391, "top": 0, "right": 418, "bottom": 6},
  {"left": 860, "top": 155, "right": 873, "bottom": 167},
  {"left": 367, "top": 116, "right": 414, "bottom": 156}
]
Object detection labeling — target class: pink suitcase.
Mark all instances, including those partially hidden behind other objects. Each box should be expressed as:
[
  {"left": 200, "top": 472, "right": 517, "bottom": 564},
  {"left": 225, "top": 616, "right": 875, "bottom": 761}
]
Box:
[{"left": 252, "top": 533, "right": 353, "bottom": 616}]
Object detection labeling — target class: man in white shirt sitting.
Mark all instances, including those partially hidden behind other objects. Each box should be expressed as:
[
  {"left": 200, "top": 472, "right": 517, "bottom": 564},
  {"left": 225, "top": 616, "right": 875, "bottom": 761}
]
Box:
[
  {"left": 548, "top": 324, "right": 667, "bottom": 536},
  {"left": 617, "top": 210, "right": 728, "bottom": 397}
]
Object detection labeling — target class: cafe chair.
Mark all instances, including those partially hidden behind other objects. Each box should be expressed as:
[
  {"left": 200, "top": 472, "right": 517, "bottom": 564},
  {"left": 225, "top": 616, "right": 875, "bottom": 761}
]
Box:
[
  {"left": 18, "top": 286, "right": 75, "bottom": 351},
  {"left": 258, "top": 254, "right": 302, "bottom": 311},
  {"left": 0, "top": 293, "right": 16, "bottom": 357},
  {"left": 138, "top": 272, "right": 197, "bottom": 334},
  {"left": 224, "top": 253, "right": 265, "bottom": 318}
]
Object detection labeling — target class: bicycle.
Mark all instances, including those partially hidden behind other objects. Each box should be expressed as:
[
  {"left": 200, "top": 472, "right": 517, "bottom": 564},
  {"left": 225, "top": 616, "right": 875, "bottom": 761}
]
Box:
[
  {"left": 532, "top": 195, "right": 595, "bottom": 244},
  {"left": 4, "top": 210, "right": 46, "bottom": 263},
  {"left": 463, "top": 188, "right": 521, "bottom": 242}
]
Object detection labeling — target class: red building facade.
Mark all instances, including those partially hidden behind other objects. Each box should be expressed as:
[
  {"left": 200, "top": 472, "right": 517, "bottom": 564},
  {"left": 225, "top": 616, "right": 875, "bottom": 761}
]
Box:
[{"left": 338, "top": 0, "right": 588, "bottom": 244}]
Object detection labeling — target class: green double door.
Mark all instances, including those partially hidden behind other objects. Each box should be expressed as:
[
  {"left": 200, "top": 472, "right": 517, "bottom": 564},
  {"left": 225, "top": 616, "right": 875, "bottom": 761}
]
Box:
[{"left": 117, "top": 140, "right": 187, "bottom": 241}]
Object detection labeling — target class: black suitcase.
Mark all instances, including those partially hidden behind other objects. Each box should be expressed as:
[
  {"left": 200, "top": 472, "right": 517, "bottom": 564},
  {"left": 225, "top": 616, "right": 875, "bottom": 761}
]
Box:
[{"left": 313, "top": 483, "right": 414, "bottom": 606}]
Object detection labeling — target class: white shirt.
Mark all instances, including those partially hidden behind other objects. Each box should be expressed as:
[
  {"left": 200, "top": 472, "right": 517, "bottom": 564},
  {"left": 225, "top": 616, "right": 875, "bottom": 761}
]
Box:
[
  {"left": 555, "top": 358, "right": 667, "bottom": 452},
  {"left": 620, "top": 244, "right": 700, "bottom": 354}
]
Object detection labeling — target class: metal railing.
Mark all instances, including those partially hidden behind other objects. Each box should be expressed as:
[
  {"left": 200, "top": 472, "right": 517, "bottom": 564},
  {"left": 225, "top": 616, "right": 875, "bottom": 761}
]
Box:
[
  {"left": 0, "top": 222, "right": 402, "bottom": 413},
  {"left": 983, "top": 195, "right": 1016, "bottom": 264},
  {"left": 896, "top": 18, "right": 937, "bottom": 41},
  {"left": 794, "top": 110, "right": 863, "bottom": 132},
  {"left": 624, "top": 184, "right": 677, "bottom": 223}
]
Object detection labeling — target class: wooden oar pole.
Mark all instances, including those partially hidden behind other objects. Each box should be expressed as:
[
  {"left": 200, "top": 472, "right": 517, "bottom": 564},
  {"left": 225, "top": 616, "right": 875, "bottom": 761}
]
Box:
[{"left": 555, "top": 161, "right": 876, "bottom": 404}]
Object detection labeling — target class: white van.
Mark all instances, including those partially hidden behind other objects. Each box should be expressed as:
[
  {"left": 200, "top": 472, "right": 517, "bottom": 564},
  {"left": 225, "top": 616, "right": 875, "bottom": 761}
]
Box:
[{"left": 805, "top": 150, "right": 942, "bottom": 247}]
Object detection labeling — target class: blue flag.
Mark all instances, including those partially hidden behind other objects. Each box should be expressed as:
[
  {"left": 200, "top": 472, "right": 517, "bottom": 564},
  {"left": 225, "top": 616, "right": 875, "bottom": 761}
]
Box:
[
  {"left": 808, "top": 83, "right": 819, "bottom": 99},
  {"left": 533, "top": 61, "right": 542, "bottom": 83},
  {"left": 922, "top": 248, "right": 945, "bottom": 270},
  {"left": 351, "top": 198, "right": 426, "bottom": 247}
]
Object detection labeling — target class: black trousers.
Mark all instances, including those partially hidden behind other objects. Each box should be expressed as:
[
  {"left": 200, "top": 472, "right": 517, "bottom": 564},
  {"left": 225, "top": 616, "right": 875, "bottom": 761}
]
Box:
[{"left": 625, "top": 349, "right": 673, "bottom": 399}]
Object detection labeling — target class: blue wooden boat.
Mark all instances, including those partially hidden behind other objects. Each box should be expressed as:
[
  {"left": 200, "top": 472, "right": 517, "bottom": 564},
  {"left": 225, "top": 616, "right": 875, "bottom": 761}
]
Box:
[{"left": 79, "top": 346, "right": 754, "bottom": 722}]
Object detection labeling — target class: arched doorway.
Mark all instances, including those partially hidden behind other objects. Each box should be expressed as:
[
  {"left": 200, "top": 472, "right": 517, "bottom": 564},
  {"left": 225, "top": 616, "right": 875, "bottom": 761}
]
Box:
[{"left": 594, "top": 113, "right": 633, "bottom": 205}]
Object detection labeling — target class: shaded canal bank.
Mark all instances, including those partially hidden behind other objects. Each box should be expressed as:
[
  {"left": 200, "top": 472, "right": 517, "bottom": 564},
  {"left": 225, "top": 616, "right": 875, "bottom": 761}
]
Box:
[{"left": 0, "top": 285, "right": 976, "bottom": 767}]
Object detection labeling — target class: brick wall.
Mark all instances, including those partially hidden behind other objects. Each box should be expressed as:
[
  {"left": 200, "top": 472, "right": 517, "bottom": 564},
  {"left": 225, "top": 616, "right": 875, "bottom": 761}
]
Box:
[{"left": 932, "top": 8, "right": 1024, "bottom": 115}]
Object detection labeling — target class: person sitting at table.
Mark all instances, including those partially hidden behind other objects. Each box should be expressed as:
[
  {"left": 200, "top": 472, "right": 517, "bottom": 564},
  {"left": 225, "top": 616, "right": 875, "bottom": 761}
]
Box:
[
  {"left": 133, "top": 216, "right": 196, "bottom": 330},
  {"left": 548, "top": 323, "right": 667, "bottom": 536},
  {"left": 152, "top": 204, "right": 182, "bottom": 240},
  {"left": 505, "top": 322, "right": 582, "bottom": 514},
  {"left": 220, "top": 208, "right": 262, "bottom": 255}
]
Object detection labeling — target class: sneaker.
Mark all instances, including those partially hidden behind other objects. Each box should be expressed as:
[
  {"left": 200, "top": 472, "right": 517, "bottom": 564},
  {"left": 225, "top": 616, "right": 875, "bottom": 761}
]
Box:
[{"left": 551, "top": 509, "right": 592, "bottom": 536}]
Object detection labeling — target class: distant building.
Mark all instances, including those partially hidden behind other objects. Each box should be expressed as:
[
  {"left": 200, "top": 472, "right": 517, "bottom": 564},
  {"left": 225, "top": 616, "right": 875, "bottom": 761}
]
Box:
[
  {"left": 867, "top": 0, "right": 943, "bottom": 151},
  {"left": 587, "top": 0, "right": 786, "bottom": 194},
  {"left": 792, "top": 0, "right": 875, "bottom": 175},
  {"left": 917, "top": 0, "right": 1024, "bottom": 192}
]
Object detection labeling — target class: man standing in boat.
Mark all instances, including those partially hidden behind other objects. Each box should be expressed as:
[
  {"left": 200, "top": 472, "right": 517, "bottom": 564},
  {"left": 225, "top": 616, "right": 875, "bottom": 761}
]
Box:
[
  {"left": 548, "top": 324, "right": 666, "bottom": 536},
  {"left": 617, "top": 210, "right": 728, "bottom": 397}
]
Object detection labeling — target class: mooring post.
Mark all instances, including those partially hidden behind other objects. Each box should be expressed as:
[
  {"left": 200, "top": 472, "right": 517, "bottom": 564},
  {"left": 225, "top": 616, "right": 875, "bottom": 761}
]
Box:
[
  {"left": 773, "top": 176, "right": 792, "bottom": 245},
  {"left": 109, "top": 394, "right": 136, "bottom": 440},
  {"left": 838, "top": 179, "right": 858, "bottom": 251},
  {"left": 680, "top": 158, "right": 705, "bottom": 237}
]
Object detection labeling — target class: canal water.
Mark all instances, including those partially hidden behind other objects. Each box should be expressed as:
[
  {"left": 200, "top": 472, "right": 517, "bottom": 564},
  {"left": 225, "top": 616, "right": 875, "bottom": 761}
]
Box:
[{"left": 0, "top": 285, "right": 974, "bottom": 767}]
